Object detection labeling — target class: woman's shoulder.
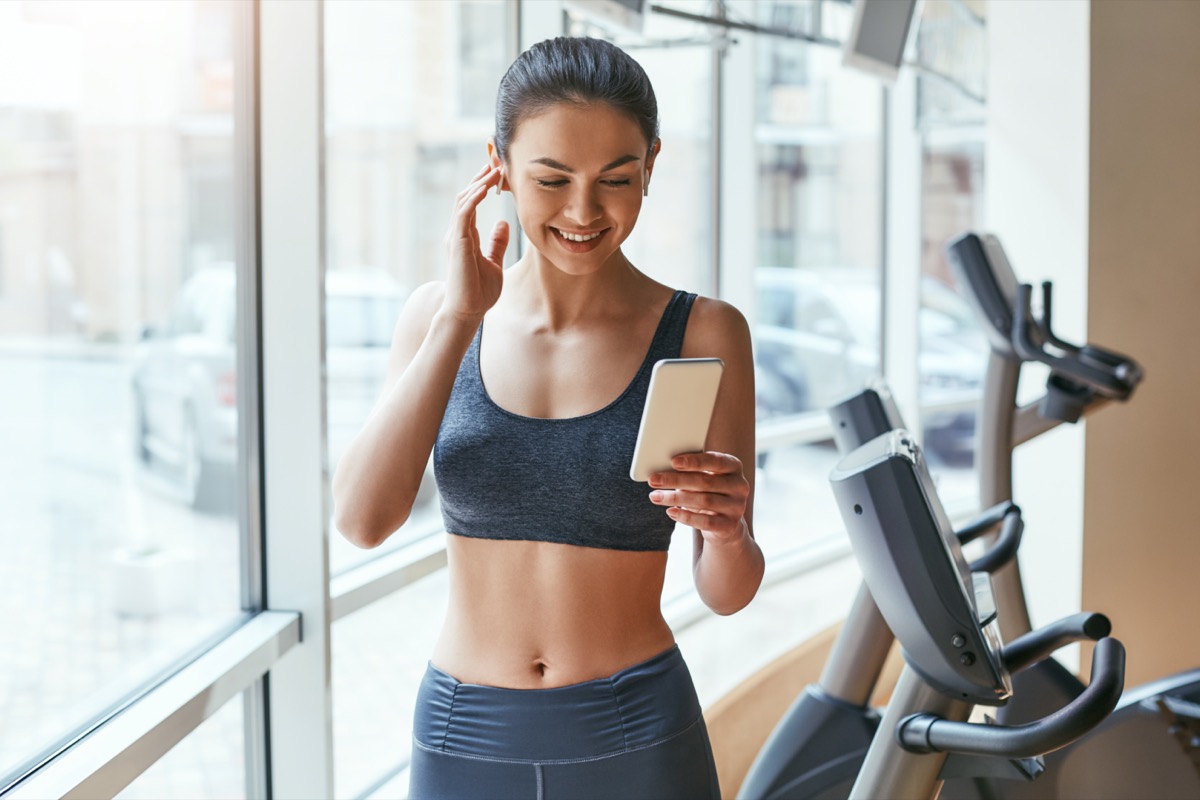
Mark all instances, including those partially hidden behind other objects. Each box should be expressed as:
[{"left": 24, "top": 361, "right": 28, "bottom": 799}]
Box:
[
  {"left": 385, "top": 280, "right": 448, "bottom": 357},
  {"left": 405, "top": 280, "right": 447, "bottom": 315},
  {"left": 682, "top": 294, "right": 751, "bottom": 356},
  {"left": 397, "top": 280, "right": 447, "bottom": 329}
]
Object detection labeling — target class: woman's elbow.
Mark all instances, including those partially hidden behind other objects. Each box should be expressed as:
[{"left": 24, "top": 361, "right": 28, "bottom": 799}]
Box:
[
  {"left": 704, "top": 592, "right": 757, "bottom": 617},
  {"left": 332, "top": 500, "right": 409, "bottom": 550}
]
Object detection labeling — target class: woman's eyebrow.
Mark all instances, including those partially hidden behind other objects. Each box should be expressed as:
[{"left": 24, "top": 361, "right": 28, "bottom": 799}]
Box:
[{"left": 529, "top": 154, "right": 641, "bottom": 173}]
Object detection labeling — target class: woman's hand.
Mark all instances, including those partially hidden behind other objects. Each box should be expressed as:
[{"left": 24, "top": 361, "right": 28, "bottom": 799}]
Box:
[
  {"left": 442, "top": 163, "right": 509, "bottom": 323},
  {"left": 647, "top": 451, "right": 751, "bottom": 546}
]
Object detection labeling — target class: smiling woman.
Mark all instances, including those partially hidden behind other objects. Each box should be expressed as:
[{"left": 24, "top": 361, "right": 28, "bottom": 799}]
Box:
[{"left": 330, "top": 35, "right": 761, "bottom": 799}]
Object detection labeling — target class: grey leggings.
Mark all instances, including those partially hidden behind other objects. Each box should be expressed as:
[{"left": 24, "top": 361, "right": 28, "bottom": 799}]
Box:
[{"left": 409, "top": 646, "right": 721, "bottom": 799}]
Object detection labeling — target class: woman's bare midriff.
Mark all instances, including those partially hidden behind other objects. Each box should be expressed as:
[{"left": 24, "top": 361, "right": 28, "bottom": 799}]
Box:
[{"left": 430, "top": 534, "right": 677, "bottom": 689}]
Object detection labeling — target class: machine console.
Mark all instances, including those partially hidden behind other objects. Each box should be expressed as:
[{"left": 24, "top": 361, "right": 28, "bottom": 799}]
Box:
[
  {"left": 828, "top": 381, "right": 907, "bottom": 455},
  {"left": 830, "top": 430, "right": 1012, "bottom": 705},
  {"left": 945, "top": 232, "right": 1021, "bottom": 357}
]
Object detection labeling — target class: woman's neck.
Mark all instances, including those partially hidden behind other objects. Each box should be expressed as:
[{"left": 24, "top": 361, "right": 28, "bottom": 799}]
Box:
[{"left": 505, "top": 247, "right": 643, "bottom": 331}]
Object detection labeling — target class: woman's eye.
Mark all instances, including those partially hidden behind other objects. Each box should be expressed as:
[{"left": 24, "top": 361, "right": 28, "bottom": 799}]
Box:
[{"left": 534, "top": 178, "right": 633, "bottom": 189}]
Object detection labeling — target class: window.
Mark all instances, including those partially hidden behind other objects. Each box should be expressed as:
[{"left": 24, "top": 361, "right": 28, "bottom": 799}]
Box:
[
  {"left": 918, "top": 139, "right": 988, "bottom": 510},
  {"left": 915, "top": 0, "right": 990, "bottom": 512},
  {"left": 0, "top": 0, "right": 247, "bottom": 788},
  {"left": 454, "top": 1, "right": 509, "bottom": 119},
  {"left": 751, "top": 0, "right": 885, "bottom": 562}
]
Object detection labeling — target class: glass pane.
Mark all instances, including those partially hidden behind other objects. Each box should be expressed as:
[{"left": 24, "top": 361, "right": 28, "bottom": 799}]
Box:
[
  {"left": 918, "top": 140, "right": 988, "bottom": 512},
  {"left": 333, "top": 569, "right": 447, "bottom": 800},
  {"left": 115, "top": 692, "right": 246, "bottom": 799},
  {"left": 914, "top": 0, "right": 987, "bottom": 130},
  {"left": 0, "top": 0, "right": 245, "bottom": 782},
  {"left": 323, "top": 0, "right": 512, "bottom": 575},
  {"left": 753, "top": 0, "right": 884, "bottom": 423}
]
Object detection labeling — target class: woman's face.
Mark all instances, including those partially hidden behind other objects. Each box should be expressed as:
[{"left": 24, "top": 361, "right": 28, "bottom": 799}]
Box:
[{"left": 491, "top": 102, "right": 658, "bottom": 275}]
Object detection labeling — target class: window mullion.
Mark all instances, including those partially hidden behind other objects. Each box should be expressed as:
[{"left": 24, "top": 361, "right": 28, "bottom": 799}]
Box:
[{"left": 260, "top": 1, "right": 334, "bottom": 797}]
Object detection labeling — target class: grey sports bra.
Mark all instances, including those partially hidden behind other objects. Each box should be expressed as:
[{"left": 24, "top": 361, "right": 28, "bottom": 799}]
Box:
[{"left": 433, "top": 290, "right": 698, "bottom": 552}]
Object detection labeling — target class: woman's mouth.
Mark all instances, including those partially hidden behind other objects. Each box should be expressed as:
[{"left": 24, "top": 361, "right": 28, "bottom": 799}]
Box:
[{"left": 550, "top": 226, "right": 609, "bottom": 253}]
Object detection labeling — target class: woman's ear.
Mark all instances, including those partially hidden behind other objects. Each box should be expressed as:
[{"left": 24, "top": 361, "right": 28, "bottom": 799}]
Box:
[
  {"left": 643, "top": 138, "right": 662, "bottom": 194},
  {"left": 487, "top": 139, "right": 507, "bottom": 194}
]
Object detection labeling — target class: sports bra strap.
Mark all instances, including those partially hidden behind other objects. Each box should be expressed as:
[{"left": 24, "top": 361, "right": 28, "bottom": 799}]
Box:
[{"left": 645, "top": 290, "right": 698, "bottom": 363}]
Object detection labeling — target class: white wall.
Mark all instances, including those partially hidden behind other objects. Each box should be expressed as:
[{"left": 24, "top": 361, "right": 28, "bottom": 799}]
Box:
[{"left": 985, "top": 0, "right": 1091, "bottom": 657}]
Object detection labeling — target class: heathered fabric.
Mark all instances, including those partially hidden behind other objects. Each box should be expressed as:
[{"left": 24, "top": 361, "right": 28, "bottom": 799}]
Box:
[{"left": 434, "top": 290, "right": 697, "bottom": 551}]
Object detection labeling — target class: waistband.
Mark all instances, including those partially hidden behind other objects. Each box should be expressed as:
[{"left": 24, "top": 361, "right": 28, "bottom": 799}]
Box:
[{"left": 413, "top": 645, "right": 702, "bottom": 762}]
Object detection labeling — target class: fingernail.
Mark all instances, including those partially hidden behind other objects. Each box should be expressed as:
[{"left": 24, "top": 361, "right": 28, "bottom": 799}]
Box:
[
  {"left": 648, "top": 475, "right": 662, "bottom": 487},
  {"left": 649, "top": 491, "right": 665, "bottom": 502},
  {"left": 666, "top": 508, "right": 680, "bottom": 518}
]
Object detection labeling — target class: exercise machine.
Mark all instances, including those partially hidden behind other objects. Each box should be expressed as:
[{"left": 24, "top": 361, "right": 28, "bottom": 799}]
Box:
[
  {"left": 740, "top": 384, "right": 1023, "bottom": 799},
  {"left": 946, "top": 232, "right": 1200, "bottom": 798},
  {"left": 829, "top": 428, "right": 1126, "bottom": 799},
  {"left": 741, "top": 230, "right": 1148, "bottom": 799}
]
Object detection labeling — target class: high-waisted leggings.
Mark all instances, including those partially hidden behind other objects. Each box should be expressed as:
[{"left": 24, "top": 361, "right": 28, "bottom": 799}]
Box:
[{"left": 409, "top": 645, "right": 721, "bottom": 799}]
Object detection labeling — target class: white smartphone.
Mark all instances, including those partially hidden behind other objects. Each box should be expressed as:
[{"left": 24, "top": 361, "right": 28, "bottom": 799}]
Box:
[{"left": 629, "top": 358, "right": 725, "bottom": 482}]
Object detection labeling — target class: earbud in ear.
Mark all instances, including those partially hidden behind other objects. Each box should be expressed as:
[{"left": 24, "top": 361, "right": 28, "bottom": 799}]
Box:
[{"left": 643, "top": 171, "right": 650, "bottom": 197}]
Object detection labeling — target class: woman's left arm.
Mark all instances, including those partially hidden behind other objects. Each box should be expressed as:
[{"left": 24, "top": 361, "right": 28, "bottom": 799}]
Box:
[{"left": 647, "top": 298, "right": 764, "bottom": 615}]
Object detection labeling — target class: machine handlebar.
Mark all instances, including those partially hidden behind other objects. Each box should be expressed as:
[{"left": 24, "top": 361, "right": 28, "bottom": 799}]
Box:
[
  {"left": 1013, "top": 283, "right": 1141, "bottom": 401},
  {"left": 897, "top": 637, "right": 1125, "bottom": 758},
  {"left": 954, "top": 501, "right": 1016, "bottom": 545},
  {"left": 965, "top": 507, "right": 1023, "bottom": 575},
  {"left": 1002, "top": 612, "right": 1112, "bottom": 673}
]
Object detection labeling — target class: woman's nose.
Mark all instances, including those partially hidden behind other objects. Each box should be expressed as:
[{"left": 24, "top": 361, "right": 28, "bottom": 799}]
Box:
[{"left": 563, "top": 186, "right": 603, "bottom": 226}]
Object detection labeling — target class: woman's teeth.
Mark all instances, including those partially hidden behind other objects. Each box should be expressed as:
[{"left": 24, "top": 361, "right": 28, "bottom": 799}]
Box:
[{"left": 555, "top": 228, "right": 602, "bottom": 242}]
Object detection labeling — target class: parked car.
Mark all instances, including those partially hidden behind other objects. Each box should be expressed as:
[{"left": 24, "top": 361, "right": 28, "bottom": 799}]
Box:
[
  {"left": 131, "top": 264, "right": 435, "bottom": 513},
  {"left": 753, "top": 267, "right": 987, "bottom": 460}
]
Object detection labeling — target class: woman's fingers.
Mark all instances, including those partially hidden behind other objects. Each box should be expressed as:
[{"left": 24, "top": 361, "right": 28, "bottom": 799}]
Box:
[
  {"left": 646, "top": 450, "right": 749, "bottom": 537},
  {"left": 671, "top": 451, "right": 743, "bottom": 474},
  {"left": 450, "top": 178, "right": 494, "bottom": 231},
  {"left": 454, "top": 164, "right": 494, "bottom": 201},
  {"left": 486, "top": 220, "right": 510, "bottom": 265},
  {"left": 664, "top": 506, "right": 741, "bottom": 537},
  {"left": 648, "top": 489, "right": 743, "bottom": 517},
  {"left": 648, "top": 452, "right": 745, "bottom": 488},
  {"left": 450, "top": 169, "right": 501, "bottom": 239},
  {"left": 441, "top": 163, "right": 506, "bottom": 319},
  {"left": 448, "top": 183, "right": 490, "bottom": 246}
]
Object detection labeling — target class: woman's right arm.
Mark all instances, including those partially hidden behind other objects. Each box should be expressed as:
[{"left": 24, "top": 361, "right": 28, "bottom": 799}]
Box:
[{"left": 332, "top": 164, "right": 507, "bottom": 548}]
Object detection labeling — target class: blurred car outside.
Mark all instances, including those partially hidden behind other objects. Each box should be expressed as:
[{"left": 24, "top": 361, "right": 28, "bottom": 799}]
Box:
[
  {"left": 753, "top": 267, "right": 988, "bottom": 461},
  {"left": 130, "top": 264, "right": 438, "bottom": 517}
]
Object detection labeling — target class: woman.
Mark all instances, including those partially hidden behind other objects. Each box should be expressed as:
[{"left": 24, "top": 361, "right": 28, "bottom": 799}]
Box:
[{"left": 332, "top": 36, "right": 763, "bottom": 798}]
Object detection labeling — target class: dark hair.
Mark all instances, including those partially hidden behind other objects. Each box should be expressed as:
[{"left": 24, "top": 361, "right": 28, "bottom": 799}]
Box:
[{"left": 494, "top": 37, "right": 659, "bottom": 162}]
